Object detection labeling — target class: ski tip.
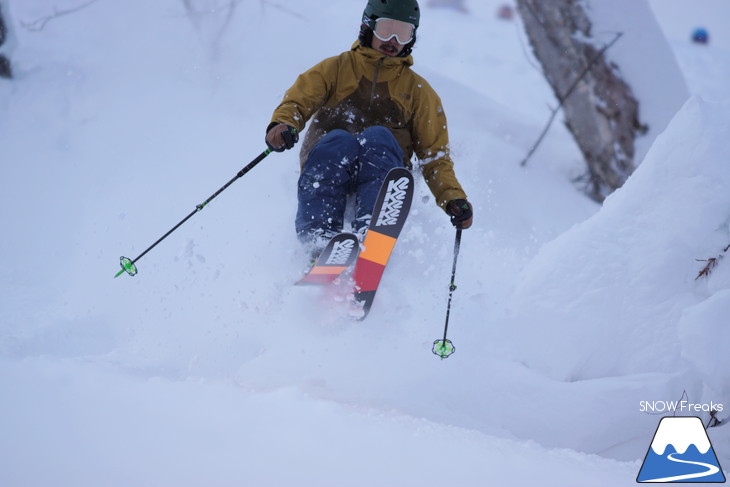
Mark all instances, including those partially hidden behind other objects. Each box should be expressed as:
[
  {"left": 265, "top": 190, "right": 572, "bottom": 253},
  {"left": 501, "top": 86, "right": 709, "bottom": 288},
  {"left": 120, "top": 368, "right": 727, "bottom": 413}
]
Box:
[{"left": 386, "top": 166, "right": 414, "bottom": 180}]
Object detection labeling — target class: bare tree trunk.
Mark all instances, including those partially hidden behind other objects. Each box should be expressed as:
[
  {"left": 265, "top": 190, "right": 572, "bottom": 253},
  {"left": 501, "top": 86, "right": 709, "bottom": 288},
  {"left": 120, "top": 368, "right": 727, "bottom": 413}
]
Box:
[
  {"left": 516, "top": 0, "right": 647, "bottom": 201},
  {"left": 180, "top": 0, "right": 238, "bottom": 60},
  {"left": 0, "top": 0, "right": 11, "bottom": 78}
]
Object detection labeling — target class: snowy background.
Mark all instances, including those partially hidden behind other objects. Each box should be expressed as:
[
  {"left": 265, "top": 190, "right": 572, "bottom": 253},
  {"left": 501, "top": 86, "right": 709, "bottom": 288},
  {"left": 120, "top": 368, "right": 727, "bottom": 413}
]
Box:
[{"left": 1, "top": 0, "right": 729, "bottom": 485}]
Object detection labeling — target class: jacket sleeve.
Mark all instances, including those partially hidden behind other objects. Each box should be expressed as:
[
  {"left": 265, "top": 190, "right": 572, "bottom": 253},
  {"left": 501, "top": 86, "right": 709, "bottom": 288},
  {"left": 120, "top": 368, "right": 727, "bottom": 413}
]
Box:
[
  {"left": 411, "top": 80, "right": 467, "bottom": 210},
  {"left": 270, "top": 56, "right": 339, "bottom": 132}
]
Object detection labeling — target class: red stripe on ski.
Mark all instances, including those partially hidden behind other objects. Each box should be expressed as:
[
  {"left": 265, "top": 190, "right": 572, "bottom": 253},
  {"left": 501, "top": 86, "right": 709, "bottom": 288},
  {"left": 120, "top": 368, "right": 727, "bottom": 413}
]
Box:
[{"left": 352, "top": 257, "right": 385, "bottom": 292}]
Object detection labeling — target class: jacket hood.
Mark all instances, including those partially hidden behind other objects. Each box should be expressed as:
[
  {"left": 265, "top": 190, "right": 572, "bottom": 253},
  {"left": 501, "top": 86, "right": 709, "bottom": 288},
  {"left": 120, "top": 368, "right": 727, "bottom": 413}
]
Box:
[{"left": 350, "top": 41, "right": 414, "bottom": 68}]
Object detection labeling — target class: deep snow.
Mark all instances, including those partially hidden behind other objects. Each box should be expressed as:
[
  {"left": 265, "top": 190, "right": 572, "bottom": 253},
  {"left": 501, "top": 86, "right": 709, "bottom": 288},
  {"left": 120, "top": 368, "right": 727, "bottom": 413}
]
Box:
[{"left": 1, "top": 0, "right": 729, "bottom": 485}]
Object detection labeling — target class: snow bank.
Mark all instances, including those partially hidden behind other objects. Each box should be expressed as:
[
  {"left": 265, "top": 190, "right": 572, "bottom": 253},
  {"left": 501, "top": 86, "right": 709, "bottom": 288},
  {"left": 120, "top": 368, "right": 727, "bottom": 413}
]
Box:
[
  {"left": 0, "top": 356, "right": 641, "bottom": 487},
  {"left": 679, "top": 288, "right": 730, "bottom": 401},
  {"left": 503, "top": 97, "right": 730, "bottom": 383}
]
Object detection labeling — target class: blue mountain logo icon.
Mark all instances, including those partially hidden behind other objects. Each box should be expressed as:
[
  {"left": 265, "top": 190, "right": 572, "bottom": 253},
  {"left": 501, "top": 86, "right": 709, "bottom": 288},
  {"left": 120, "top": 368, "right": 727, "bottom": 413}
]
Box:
[{"left": 637, "top": 416, "right": 726, "bottom": 483}]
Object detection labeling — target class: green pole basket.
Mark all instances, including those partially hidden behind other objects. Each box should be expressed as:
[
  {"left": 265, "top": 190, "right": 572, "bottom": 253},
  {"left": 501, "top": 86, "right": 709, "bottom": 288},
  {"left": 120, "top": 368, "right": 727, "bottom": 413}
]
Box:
[
  {"left": 115, "top": 256, "right": 138, "bottom": 278},
  {"left": 432, "top": 339, "right": 455, "bottom": 359}
]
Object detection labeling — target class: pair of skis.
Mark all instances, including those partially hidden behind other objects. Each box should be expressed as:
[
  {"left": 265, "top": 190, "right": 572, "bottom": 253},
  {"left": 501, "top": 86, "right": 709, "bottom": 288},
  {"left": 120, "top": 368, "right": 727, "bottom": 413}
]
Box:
[{"left": 296, "top": 167, "right": 414, "bottom": 320}]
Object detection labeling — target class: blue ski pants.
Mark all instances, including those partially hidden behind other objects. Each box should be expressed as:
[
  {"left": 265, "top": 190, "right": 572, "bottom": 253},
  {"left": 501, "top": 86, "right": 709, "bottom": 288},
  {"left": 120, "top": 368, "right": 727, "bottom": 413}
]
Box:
[{"left": 296, "top": 126, "right": 404, "bottom": 244}]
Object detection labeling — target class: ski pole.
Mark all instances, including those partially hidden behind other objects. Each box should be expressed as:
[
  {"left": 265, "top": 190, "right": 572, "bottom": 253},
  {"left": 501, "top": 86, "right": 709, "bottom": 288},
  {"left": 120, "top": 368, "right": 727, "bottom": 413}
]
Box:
[
  {"left": 432, "top": 227, "right": 462, "bottom": 359},
  {"left": 114, "top": 148, "right": 273, "bottom": 278}
]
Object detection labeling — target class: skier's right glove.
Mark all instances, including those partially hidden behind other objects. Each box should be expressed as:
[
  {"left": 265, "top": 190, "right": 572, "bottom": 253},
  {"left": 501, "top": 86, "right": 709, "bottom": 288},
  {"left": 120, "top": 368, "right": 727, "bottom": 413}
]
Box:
[
  {"left": 265, "top": 123, "right": 299, "bottom": 152},
  {"left": 446, "top": 199, "right": 473, "bottom": 229}
]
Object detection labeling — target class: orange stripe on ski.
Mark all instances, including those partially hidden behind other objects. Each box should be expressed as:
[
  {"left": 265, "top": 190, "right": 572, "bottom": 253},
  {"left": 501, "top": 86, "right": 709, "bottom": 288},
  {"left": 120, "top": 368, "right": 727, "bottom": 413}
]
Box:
[{"left": 359, "top": 231, "right": 396, "bottom": 266}]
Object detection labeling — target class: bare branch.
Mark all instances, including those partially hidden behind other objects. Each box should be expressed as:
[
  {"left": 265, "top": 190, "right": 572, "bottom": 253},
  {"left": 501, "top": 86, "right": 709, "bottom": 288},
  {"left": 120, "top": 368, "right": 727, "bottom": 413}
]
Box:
[
  {"left": 20, "top": 0, "right": 102, "bottom": 32},
  {"left": 695, "top": 244, "right": 730, "bottom": 280},
  {"left": 260, "top": 0, "right": 306, "bottom": 20},
  {"left": 708, "top": 409, "right": 722, "bottom": 428},
  {"left": 180, "top": 0, "right": 243, "bottom": 58},
  {"left": 519, "top": 32, "right": 623, "bottom": 168}
]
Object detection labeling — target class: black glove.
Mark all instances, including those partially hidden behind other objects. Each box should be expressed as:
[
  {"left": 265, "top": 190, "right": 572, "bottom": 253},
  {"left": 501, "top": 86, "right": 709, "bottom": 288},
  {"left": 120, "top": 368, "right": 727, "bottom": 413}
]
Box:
[
  {"left": 265, "top": 123, "right": 299, "bottom": 152},
  {"left": 446, "top": 199, "right": 473, "bottom": 229}
]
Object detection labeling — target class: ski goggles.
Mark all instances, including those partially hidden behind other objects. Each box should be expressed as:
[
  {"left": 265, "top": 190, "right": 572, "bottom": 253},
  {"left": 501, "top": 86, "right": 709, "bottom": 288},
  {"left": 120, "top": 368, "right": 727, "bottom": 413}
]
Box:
[{"left": 373, "top": 17, "right": 415, "bottom": 45}]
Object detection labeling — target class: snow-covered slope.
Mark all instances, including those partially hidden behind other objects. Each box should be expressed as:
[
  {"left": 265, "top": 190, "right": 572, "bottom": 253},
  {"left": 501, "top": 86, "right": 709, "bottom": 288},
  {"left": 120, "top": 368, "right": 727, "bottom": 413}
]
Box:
[
  {"left": 1, "top": 0, "right": 728, "bottom": 485},
  {"left": 503, "top": 97, "right": 730, "bottom": 380}
]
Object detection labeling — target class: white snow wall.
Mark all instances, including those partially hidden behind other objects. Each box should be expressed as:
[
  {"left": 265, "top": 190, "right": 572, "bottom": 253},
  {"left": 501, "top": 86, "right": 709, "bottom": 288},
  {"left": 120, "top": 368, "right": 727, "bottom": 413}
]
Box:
[{"left": 502, "top": 97, "right": 730, "bottom": 397}]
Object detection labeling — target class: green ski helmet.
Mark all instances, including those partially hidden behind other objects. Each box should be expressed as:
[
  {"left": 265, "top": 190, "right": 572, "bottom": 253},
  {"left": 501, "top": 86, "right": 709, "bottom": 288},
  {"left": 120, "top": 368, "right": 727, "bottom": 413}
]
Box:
[{"left": 359, "top": 0, "right": 420, "bottom": 56}]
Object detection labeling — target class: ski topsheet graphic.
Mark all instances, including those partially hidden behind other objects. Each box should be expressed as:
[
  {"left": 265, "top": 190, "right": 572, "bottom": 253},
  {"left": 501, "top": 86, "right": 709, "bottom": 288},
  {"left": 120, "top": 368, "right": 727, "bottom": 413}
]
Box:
[
  {"left": 637, "top": 416, "right": 726, "bottom": 483},
  {"left": 352, "top": 167, "right": 414, "bottom": 319},
  {"left": 297, "top": 233, "right": 359, "bottom": 285}
]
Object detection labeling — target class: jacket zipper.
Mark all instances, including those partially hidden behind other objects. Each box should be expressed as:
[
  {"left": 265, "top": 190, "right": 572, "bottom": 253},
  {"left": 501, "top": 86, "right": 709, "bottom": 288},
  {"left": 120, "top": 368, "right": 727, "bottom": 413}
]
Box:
[{"left": 370, "top": 57, "right": 385, "bottom": 106}]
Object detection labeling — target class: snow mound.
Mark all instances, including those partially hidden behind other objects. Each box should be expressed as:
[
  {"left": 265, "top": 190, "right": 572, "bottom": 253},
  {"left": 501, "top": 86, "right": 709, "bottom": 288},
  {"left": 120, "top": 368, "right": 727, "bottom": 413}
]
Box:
[{"left": 502, "top": 97, "right": 730, "bottom": 382}]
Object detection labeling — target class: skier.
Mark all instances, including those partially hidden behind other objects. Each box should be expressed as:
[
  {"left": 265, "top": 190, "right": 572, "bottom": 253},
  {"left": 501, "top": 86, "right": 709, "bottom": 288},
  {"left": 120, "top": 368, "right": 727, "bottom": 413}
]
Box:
[{"left": 265, "top": 0, "right": 473, "bottom": 256}]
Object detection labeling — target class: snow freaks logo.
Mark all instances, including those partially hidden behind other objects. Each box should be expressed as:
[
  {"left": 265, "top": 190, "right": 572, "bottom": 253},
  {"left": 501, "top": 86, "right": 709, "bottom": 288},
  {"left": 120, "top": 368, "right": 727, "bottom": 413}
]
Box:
[
  {"left": 640, "top": 401, "right": 724, "bottom": 414},
  {"left": 637, "top": 416, "right": 726, "bottom": 483},
  {"left": 376, "top": 177, "right": 410, "bottom": 226},
  {"left": 325, "top": 240, "right": 356, "bottom": 265}
]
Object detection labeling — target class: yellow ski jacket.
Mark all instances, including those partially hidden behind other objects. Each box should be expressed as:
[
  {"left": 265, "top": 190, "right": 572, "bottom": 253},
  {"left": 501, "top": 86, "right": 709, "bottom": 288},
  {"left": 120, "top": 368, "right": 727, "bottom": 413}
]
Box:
[{"left": 270, "top": 42, "right": 467, "bottom": 210}]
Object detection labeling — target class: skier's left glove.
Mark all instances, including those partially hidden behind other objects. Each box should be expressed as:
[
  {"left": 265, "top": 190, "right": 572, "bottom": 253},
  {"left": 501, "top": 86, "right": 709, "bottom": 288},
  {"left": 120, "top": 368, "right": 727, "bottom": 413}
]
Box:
[
  {"left": 446, "top": 199, "right": 473, "bottom": 229},
  {"left": 265, "top": 122, "right": 299, "bottom": 152}
]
